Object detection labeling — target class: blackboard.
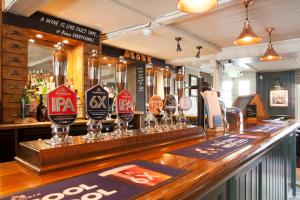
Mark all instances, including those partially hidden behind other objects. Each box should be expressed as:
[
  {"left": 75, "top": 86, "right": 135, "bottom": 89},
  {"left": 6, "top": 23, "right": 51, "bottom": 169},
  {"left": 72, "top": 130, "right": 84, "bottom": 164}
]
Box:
[
  {"left": 247, "top": 105, "right": 257, "bottom": 118},
  {"left": 136, "top": 64, "right": 145, "bottom": 112},
  {"left": 3, "top": 12, "right": 100, "bottom": 45}
]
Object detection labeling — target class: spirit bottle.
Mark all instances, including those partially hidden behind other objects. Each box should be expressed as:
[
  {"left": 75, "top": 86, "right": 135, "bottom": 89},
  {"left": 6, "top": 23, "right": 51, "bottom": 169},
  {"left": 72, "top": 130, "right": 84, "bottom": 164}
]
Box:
[
  {"left": 36, "top": 94, "right": 47, "bottom": 122},
  {"left": 20, "top": 86, "right": 30, "bottom": 119}
]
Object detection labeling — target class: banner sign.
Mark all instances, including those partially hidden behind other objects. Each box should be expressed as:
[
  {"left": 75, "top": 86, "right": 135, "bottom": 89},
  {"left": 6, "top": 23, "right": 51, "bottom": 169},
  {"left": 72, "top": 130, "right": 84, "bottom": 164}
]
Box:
[
  {"left": 3, "top": 12, "right": 100, "bottom": 45},
  {"left": 117, "top": 90, "right": 135, "bottom": 122},
  {"left": 1, "top": 160, "right": 188, "bottom": 200},
  {"left": 85, "top": 84, "right": 109, "bottom": 120},
  {"left": 179, "top": 96, "right": 192, "bottom": 111},
  {"left": 245, "top": 124, "right": 286, "bottom": 133},
  {"left": 170, "top": 135, "right": 256, "bottom": 161},
  {"left": 164, "top": 95, "right": 177, "bottom": 115},
  {"left": 149, "top": 95, "right": 163, "bottom": 115},
  {"left": 136, "top": 64, "right": 145, "bottom": 112},
  {"left": 47, "top": 85, "right": 77, "bottom": 125}
]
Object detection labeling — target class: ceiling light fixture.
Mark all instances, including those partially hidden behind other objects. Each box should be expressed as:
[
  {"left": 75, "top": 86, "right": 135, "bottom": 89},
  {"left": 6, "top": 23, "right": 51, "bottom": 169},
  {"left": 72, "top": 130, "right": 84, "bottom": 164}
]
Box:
[
  {"left": 175, "top": 37, "right": 182, "bottom": 51},
  {"left": 234, "top": 0, "right": 262, "bottom": 46},
  {"left": 36, "top": 34, "right": 43, "bottom": 38},
  {"left": 195, "top": 46, "right": 202, "bottom": 58},
  {"left": 142, "top": 27, "right": 152, "bottom": 36},
  {"left": 62, "top": 39, "right": 69, "bottom": 44},
  {"left": 28, "top": 38, "right": 35, "bottom": 43},
  {"left": 177, "top": 0, "right": 217, "bottom": 13},
  {"left": 260, "top": 27, "right": 282, "bottom": 62},
  {"left": 103, "top": 57, "right": 108, "bottom": 60}
]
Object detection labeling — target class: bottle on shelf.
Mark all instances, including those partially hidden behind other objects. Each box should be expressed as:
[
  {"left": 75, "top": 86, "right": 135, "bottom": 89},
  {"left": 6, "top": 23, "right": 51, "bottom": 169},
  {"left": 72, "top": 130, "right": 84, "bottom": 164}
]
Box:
[
  {"left": 36, "top": 94, "right": 47, "bottom": 122},
  {"left": 20, "top": 86, "right": 30, "bottom": 119}
]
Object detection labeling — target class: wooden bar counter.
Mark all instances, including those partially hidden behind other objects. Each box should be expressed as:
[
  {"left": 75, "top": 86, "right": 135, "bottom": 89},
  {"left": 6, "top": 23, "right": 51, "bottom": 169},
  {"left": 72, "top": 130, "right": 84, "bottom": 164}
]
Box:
[{"left": 0, "top": 121, "right": 298, "bottom": 200}]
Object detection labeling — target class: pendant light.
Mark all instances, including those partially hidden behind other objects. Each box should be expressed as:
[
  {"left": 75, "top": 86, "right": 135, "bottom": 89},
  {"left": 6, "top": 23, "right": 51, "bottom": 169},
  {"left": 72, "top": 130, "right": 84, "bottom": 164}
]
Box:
[
  {"left": 195, "top": 46, "right": 202, "bottom": 58},
  {"left": 175, "top": 37, "right": 182, "bottom": 51},
  {"left": 177, "top": 0, "right": 217, "bottom": 13},
  {"left": 234, "top": 0, "right": 262, "bottom": 45},
  {"left": 260, "top": 27, "right": 282, "bottom": 61}
]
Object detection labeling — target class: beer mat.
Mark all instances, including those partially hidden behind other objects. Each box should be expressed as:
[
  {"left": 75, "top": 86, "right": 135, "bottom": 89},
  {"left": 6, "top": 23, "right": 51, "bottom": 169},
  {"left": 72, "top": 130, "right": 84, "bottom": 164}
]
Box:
[
  {"left": 1, "top": 160, "right": 188, "bottom": 200},
  {"left": 244, "top": 124, "right": 286, "bottom": 133},
  {"left": 169, "top": 135, "right": 256, "bottom": 161}
]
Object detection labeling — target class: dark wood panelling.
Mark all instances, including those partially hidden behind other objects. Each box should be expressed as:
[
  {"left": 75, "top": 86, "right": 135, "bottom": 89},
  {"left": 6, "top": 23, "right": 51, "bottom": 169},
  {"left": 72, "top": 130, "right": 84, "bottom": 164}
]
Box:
[
  {"left": 2, "top": 52, "right": 27, "bottom": 67},
  {"left": 2, "top": 38, "right": 27, "bottom": 55},
  {"left": 0, "top": 131, "right": 15, "bottom": 163},
  {"left": 256, "top": 71, "right": 295, "bottom": 118},
  {"left": 2, "top": 79, "right": 26, "bottom": 94},
  {"left": 225, "top": 132, "right": 296, "bottom": 200},
  {"left": 2, "top": 24, "right": 27, "bottom": 41},
  {"left": 2, "top": 94, "right": 22, "bottom": 108},
  {"left": 3, "top": 66, "right": 27, "bottom": 81}
]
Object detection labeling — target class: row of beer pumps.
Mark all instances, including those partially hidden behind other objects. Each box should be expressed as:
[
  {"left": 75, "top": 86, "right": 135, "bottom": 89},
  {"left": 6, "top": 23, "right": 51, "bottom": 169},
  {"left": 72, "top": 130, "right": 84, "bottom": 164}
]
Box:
[
  {"left": 144, "top": 63, "right": 192, "bottom": 133},
  {"left": 48, "top": 42, "right": 192, "bottom": 145}
]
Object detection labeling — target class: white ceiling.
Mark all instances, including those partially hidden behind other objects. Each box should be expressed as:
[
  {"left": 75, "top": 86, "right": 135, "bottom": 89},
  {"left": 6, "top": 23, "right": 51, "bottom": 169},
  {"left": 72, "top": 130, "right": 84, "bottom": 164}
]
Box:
[{"left": 36, "top": 0, "right": 300, "bottom": 72}]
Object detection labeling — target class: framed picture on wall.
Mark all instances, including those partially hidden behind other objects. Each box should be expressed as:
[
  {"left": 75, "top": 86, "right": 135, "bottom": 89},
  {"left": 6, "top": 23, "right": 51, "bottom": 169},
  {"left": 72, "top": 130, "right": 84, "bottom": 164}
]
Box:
[
  {"left": 270, "top": 90, "right": 288, "bottom": 107},
  {"left": 189, "top": 75, "right": 198, "bottom": 97}
]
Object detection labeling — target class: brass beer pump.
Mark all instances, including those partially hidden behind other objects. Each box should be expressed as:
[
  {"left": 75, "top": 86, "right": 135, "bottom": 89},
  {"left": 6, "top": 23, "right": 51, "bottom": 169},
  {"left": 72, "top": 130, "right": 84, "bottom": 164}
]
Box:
[
  {"left": 161, "top": 66, "right": 173, "bottom": 130},
  {"left": 144, "top": 63, "right": 157, "bottom": 133},
  {"left": 49, "top": 42, "right": 74, "bottom": 145},
  {"left": 113, "top": 56, "right": 128, "bottom": 135},
  {"left": 176, "top": 69, "right": 187, "bottom": 128},
  {"left": 85, "top": 50, "right": 103, "bottom": 140}
]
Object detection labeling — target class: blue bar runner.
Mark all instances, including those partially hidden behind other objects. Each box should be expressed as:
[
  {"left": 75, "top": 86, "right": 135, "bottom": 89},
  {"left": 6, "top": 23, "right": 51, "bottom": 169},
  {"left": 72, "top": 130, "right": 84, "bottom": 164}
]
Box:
[
  {"left": 169, "top": 135, "right": 256, "bottom": 161},
  {"left": 245, "top": 124, "right": 286, "bottom": 133},
  {"left": 1, "top": 160, "right": 188, "bottom": 200}
]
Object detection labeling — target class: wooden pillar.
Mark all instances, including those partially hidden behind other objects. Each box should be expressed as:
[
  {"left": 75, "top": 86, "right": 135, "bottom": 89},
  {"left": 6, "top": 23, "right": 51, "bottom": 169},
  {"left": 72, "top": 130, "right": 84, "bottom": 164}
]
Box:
[
  {"left": 0, "top": 4, "right": 3, "bottom": 122},
  {"left": 1, "top": 23, "right": 28, "bottom": 123},
  {"left": 197, "top": 77, "right": 204, "bottom": 127}
]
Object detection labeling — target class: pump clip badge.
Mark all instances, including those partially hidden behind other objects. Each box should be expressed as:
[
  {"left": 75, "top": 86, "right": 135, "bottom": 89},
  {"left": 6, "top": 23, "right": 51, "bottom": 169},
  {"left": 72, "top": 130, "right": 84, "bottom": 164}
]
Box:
[
  {"left": 164, "top": 95, "right": 177, "bottom": 114},
  {"left": 179, "top": 96, "right": 192, "bottom": 111},
  {"left": 149, "top": 95, "right": 163, "bottom": 115},
  {"left": 48, "top": 85, "right": 77, "bottom": 125},
  {"left": 85, "top": 84, "right": 109, "bottom": 120},
  {"left": 117, "top": 90, "right": 135, "bottom": 122}
]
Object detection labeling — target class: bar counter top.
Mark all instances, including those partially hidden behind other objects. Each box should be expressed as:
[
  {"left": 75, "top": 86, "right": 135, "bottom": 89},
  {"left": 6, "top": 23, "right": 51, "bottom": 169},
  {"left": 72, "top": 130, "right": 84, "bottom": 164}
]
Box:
[
  {"left": 0, "top": 111, "right": 144, "bottom": 130},
  {"left": 0, "top": 122, "right": 299, "bottom": 199}
]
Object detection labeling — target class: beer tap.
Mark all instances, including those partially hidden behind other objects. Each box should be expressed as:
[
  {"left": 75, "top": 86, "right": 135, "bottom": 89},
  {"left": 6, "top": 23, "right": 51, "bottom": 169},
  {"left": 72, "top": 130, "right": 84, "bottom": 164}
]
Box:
[
  {"left": 85, "top": 49, "right": 107, "bottom": 140},
  {"left": 163, "top": 66, "right": 171, "bottom": 99},
  {"left": 144, "top": 63, "right": 157, "bottom": 133},
  {"left": 53, "top": 42, "right": 67, "bottom": 87},
  {"left": 176, "top": 69, "right": 186, "bottom": 129},
  {"left": 161, "top": 66, "right": 173, "bottom": 130},
  {"left": 113, "top": 56, "right": 127, "bottom": 135},
  {"left": 48, "top": 42, "right": 77, "bottom": 145}
]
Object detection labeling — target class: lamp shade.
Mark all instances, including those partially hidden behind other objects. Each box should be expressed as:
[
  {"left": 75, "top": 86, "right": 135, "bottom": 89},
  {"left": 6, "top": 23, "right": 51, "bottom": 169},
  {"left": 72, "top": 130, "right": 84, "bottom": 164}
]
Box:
[
  {"left": 234, "top": 21, "right": 262, "bottom": 45},
  {"left": 177, "top": 0, "right": 217, "bottom": 13},
  {"left": 260, "top": 44, "right": 282, "bottom": 61}
]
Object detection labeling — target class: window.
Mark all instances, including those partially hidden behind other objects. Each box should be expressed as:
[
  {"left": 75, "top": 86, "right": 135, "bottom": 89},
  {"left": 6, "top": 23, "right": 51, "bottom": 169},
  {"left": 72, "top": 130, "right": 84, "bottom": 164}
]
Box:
[
  {"left": 238, "top": 80, "right": 250, "bottom": 96},
  {"left": 221, "top": 80, "right": 233, "bottom": 107}
]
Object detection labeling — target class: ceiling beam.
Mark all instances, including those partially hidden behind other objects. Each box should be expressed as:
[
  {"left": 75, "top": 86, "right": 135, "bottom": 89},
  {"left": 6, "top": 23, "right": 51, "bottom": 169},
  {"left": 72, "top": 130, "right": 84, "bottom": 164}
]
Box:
[
  {"left": 2, "top": 0, "right": 50, "bottom": 17},
  {"left": 106, "top": 0, "right": 237, "bottom": 52}
]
